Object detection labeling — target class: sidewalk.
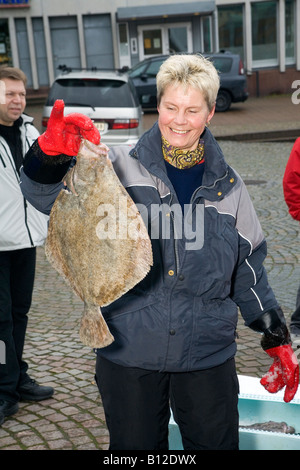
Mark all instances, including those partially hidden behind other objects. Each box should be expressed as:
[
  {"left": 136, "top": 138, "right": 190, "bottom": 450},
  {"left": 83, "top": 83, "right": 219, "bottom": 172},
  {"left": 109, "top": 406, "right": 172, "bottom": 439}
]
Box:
[
  {"left": 211, "top": 93, "right": 300, "bottom": 140},
  {"left": 0, "top": 94, "right": 299, "bottom": 450}
]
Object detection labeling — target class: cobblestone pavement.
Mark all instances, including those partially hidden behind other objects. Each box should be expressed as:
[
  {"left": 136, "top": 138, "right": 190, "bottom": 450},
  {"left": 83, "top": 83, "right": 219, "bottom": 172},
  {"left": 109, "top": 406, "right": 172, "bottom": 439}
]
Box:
[{"left": 1, "top": 96, "right": 300, "bottom": 449}]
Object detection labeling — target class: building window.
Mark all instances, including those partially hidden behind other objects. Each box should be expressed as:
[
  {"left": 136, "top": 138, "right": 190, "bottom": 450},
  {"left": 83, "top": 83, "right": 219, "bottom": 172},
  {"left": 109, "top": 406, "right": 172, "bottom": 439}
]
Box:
[
  {"left": 118, "top": 22, "right": 130, "bottom": 68},
  {"left": 168, "top": 26, "right": 188, "bottom": 53},
  {"left": 84, "top": 14, "right": 114, "bottom": 69},
  {"left": 218, "top": 4, "right": 244, "bottom": 61},
  {"left": 143, "top": 29, "right": 163, "bottom": 56},
  {"left": 202, "top": 16, "right": 212, "bottom": 52},
  {"left": 32, "top": 18, "right": 49, "bottom": 86},
  {"left": 285, "top": 0, "right": 295, "bottom": 63},
  {"left": 0, "top": 19, "right": 12, "bottom": 66},
  {"left": 251, "top": 1, "right": 278, "bottom": 67},
  {"left": 15, "top": 18, "right": 33, "bottom": 86},
  {"left": 118, "top": 23, "right": 129, "bottom": 57}
]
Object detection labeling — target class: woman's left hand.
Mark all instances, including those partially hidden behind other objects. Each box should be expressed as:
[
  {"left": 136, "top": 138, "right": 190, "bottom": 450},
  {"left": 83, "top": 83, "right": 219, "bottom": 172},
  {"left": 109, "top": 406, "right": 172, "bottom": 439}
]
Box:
[{"left": 260, "top": 344, "right": 299, "bottom": 402}]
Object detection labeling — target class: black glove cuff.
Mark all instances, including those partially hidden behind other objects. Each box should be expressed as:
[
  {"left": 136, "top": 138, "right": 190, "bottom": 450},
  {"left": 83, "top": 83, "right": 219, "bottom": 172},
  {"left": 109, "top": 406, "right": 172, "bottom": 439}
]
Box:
[
  {"left": 23, "top": 139, "right": 73, "bottom": 184},
  {"left": 249, "top": 307, "right": 291, "bottom": 351}
]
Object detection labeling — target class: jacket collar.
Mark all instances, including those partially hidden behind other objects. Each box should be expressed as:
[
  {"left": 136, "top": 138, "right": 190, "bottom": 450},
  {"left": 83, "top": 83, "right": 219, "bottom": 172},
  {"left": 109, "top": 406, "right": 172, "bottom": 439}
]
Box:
[{"left": 130, "top": 121, "right": 237, "bottom": 201}]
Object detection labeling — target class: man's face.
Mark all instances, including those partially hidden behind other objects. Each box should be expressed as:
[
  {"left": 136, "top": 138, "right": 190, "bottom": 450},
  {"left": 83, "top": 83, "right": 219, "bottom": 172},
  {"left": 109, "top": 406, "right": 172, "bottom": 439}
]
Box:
[{"left": 0, "top": 78, "right": 26, "bottom": 126}]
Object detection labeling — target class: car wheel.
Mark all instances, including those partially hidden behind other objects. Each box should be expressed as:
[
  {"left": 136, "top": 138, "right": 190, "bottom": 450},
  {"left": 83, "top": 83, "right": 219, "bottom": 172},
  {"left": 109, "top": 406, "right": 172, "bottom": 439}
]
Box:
[{"left": 216, "top": 90, "right": 232, "bottom": 112}]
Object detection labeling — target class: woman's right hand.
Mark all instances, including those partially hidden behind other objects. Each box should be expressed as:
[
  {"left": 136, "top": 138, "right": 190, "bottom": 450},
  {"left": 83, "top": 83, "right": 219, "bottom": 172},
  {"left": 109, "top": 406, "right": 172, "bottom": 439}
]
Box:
[{"left": 38, "top": 99, "right": 100, "bottom": 156}]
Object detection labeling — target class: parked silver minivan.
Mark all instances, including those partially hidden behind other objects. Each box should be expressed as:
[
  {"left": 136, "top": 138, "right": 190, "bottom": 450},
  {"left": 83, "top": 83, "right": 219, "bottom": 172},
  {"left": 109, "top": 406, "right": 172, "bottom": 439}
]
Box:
[{"left": 42, "top": 67, "right": 144, "bottom": 147}]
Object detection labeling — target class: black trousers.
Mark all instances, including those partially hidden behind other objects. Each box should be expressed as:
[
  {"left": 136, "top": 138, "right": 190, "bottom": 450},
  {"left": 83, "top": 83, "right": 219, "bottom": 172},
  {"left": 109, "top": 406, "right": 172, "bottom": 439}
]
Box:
[
  {"left": 95, "top": 355, "right": 239, "bottom": 450},
  {"left": 0, "top": 248, "right": 36, "bottom": 402}
]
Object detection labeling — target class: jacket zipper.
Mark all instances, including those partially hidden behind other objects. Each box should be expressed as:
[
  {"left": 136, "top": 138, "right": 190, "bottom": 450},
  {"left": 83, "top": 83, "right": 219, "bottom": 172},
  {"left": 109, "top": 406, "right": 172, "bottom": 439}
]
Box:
[
  {"left": 169, "top": 193, "right": 180, "bottom": 275},
  {"left": 0, "top": 138, "right": 19, "bottom": 179},
  {"left": 0, "top": 140, "right": 7, "bottom": 168},
  {"left": 22, "top": 128, "right": 35, "bottom": 246},
  {"left": 23, "top": 198, "right": 34, "bottom": 246},
  {"left": 0, "top": 154, "right": 6, "bottom": 168}
]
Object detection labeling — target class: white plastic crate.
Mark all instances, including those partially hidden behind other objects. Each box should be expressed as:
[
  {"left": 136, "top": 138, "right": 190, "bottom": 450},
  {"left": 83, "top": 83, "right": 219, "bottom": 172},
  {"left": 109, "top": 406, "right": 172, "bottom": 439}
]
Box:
[{"left": 168, "top": 374, "right": 300, "bottom": 450}]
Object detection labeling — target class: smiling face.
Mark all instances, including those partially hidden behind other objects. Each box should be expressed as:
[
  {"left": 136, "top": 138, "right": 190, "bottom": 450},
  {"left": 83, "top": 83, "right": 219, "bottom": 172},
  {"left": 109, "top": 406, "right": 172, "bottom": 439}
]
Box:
[
  {"left": 0, "top": 78, "right": 26, "bottom": 126},
  {"left": 157, "top": 83, "right": 215, "bottom": 151}
]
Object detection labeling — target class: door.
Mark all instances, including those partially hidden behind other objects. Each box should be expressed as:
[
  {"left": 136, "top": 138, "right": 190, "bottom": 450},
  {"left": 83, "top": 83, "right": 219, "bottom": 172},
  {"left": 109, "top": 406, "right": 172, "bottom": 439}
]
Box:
[{"left": 138, "top": 23, "right": 192, "bottom": 60}]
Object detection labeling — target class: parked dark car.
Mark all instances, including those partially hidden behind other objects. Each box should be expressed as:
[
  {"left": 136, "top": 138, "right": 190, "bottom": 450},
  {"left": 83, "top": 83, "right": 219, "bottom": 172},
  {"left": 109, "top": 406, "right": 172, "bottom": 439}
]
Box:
[{"left": 128, "top": 52, "right": 249, "bottom": 112}]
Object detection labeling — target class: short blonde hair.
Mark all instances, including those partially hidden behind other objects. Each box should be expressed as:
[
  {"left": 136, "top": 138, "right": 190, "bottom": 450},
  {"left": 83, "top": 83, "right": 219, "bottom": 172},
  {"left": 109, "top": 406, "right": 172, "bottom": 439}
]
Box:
[{"left": 156, "top": 54, "right": 220, "bottom": 111}]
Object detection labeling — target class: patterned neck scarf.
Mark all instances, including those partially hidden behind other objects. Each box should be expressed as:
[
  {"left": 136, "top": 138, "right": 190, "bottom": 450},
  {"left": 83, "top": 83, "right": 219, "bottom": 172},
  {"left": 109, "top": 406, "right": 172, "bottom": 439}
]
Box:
[{"left": 162, "top": 135, "right": 204, "bottom": 169}]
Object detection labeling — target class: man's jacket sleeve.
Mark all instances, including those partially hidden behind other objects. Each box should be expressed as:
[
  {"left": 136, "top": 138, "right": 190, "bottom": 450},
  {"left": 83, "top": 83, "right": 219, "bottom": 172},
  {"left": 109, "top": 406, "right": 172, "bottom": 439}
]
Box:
[{"left": 283, "top": 138, "right": 300, "bottom": 221}]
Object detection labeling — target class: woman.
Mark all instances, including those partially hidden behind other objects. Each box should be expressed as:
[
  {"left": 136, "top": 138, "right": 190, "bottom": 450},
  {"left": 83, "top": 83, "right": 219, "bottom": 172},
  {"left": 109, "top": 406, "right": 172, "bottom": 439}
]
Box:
[{"left": 20, "top": 54, "right": 298, "bottom": 450}]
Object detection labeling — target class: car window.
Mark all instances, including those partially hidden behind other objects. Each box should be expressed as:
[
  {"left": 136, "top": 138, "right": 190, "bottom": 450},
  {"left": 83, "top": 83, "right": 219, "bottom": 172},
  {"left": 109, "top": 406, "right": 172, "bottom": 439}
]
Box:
[
  {"left": 46, "top": 78, "right": 136, "bottom": 107},
  {"left": 128, "top": 63, "right": 147, "bottom": 78},
  {"left": 210, "top": 57, "right": 233, "bottom": 73},
  {"left": 129, "top": 58, "right": 165, "bottom": 79},
  {"left": 146, "top": 59, "right": 165, "bottom": 77}
]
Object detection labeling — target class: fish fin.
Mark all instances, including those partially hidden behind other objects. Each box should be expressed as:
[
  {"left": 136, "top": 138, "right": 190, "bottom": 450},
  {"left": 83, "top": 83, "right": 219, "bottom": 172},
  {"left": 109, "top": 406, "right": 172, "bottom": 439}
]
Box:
[{"left": 79, "top": 303, "right": 114, "bottom": 348}]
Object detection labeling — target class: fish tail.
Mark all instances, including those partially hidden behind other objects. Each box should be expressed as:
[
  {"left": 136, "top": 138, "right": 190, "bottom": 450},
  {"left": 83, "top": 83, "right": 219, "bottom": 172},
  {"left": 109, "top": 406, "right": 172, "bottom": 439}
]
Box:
[{"left": 79, "top": 303, "right": 114, "bottom": 348}]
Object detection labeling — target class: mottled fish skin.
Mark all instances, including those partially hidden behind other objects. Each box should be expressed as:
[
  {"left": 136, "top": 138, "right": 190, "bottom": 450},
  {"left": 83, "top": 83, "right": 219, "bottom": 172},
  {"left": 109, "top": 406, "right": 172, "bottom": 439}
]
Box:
[{"left": 45, "top": 139, "right": 153, "bottom": 348}]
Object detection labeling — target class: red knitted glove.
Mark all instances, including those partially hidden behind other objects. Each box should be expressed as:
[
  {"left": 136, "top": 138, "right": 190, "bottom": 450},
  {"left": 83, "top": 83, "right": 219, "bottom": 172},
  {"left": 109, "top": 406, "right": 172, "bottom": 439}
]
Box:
[
  {"left": 260, "top": 344, "right": 299, "bottom": 402},
  {"left": 38, "top": 99, "right": 100, "bottom": 156}
]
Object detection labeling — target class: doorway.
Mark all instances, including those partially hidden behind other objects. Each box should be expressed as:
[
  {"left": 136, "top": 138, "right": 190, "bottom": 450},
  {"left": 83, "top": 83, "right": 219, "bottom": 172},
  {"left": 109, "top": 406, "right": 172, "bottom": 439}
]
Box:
[{"left": 138, "top": 23, "right": 192, "bottom": 60}]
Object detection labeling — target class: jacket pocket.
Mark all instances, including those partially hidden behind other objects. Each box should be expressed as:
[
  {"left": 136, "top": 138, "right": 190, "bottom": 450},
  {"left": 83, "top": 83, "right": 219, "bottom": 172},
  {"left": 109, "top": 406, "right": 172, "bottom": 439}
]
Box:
[
  {"left": 101, "top": 291, "right": 156, "bottom": 320},
  {"left": 194, "top": 298, "right": 238, "bottom": 350}
]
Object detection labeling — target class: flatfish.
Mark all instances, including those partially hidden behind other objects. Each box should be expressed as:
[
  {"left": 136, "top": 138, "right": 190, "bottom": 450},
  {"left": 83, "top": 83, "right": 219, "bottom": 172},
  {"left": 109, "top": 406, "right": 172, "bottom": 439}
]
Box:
[
  {"left": 240, "top": 421, "right": 296, "bottom": 434},
  {"left": 45, "top": 139, "right": 153, "bottom": 348}
]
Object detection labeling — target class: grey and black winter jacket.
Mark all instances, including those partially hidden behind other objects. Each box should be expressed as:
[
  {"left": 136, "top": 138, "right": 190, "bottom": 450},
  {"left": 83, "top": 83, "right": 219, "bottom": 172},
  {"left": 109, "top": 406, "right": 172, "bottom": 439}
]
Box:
[{"left": 20, "top": 123, "right": 288, "bottom": 371}]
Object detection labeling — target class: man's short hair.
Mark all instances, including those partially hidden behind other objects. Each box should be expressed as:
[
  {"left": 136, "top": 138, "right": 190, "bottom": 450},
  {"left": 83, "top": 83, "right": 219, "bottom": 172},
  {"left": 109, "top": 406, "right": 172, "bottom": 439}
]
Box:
[{"left": 0, "top": 66, "right": 27, "bottom": 87}]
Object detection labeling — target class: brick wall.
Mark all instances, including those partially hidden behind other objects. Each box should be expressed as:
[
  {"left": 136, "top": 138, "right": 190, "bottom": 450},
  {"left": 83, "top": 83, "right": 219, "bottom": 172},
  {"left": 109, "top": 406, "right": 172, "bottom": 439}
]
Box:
[{"left": 247, "top": 66, "right": 300, "bottom": 97}]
